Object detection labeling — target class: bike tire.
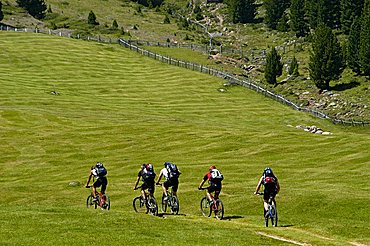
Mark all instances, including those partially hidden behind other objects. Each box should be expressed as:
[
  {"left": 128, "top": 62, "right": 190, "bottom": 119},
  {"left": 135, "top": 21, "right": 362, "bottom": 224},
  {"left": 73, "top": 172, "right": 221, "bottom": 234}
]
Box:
[
  {"left": 133, "top": 196, "right": 148, "bottom": 213},
  {"left": 171, "top": 195, "right": 179, "bottom": 215},
  {"left": 148, "top": 197, "right": 158, "bottom": 216},
  {"left": 274, "top": 209, "right": 278, "bottom": 227},
  {"left": 161, "top": 194, "right": 168, "bottom": 213},
  {"left": 200, "top": 197, "right": 211, "bottom": 217},
  {"left": 86, "top": 195, "right": 95, "bottom": 209},
  {"left": 102, "top": 194, "right": 111, "bottom": 210},
  {"left": 214, "top": 199, "right": 224, "bottom": 220}
]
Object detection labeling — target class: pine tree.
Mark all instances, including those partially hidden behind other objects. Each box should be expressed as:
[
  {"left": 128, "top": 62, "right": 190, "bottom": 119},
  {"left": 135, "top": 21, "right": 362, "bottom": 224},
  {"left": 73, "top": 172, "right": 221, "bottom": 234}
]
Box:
[
  {"left": 317, "top": 0, "right": 341, "bottom": 29},
  {"left": 359, "top": 0, "right": 370, "bottom": 75},
  {"left": 289, "top": 56, "right": 300, "bottom": 77},
  {"left": 264, "top": 0, "right": 289, "bottom": 29},
  {"left": 0, "top": 1, "right": 3, "bottom": 22},
  {"left": 227, "top": 0, "right": 257, "bottom": 24},
  {"left": 290, "top": 0, "right": 308, "bottom": 37},
  {"left": 88, "top": 10, "right": 99, "bottom": 25},
  {"left": 112, "top": 20, "right": 118, "bottom": 29},
  {"left": 309, "top": 24, "right": 344, "bottom": 91},
  {"left": 16, "top": 0, "right": 47, "bottom": 19},
  {"left": 347, "top": 16, "right": 361, "bottom": 74},
  {"left": 340, "top": 0, "right": 364, "bottom": 34},
  {"left": 265, "top": 47, "right": 283, "bottom": 85}
]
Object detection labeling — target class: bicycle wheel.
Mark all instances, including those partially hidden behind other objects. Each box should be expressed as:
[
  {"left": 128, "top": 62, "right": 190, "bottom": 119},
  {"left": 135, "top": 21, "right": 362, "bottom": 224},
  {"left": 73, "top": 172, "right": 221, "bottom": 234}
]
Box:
[
  {"left": 214, "top": 199, "right": 224, "bottom": 220},
  {"left": 102, "top": 194, "right": 111, "bottom": 210},
  {"left": 148, "top": 197, "right": 158, "bottom": 216},
  {"left": 273, "top": 207, "right": 278, "bottom": 227},
  {"left": 200, "top": 197, "right": 211, "bottom": 217},
  {"left": 171, "top": 196, "right": 179, "bottom": 215},
  {"left": 161, "top": 194, "right": 168, "bottom": 213},
  {"left": 133, "top": 196, "right": 148, "bottom": 213},
  {"left": 86, "top": 195, "right": 94, "bottom": 209}
]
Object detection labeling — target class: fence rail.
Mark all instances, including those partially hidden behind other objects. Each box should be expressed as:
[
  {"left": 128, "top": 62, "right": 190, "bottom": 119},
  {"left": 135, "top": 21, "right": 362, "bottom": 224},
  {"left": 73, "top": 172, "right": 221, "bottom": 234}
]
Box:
[{"left": 0, "top": 25, "right": 368, "bottom": 126}]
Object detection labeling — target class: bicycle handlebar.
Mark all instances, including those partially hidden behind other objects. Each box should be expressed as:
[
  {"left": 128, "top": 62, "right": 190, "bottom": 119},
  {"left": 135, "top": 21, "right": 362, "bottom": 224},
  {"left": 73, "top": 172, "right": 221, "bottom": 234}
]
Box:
[
  {"left": 86, "top": 185, "right": 92, "bottom": 188},
  {"left": 198, "top": 187, "right": 208, "bottom": 191},
  {"left": 255, "top": 192, "right": 264, "bottom": 196}
]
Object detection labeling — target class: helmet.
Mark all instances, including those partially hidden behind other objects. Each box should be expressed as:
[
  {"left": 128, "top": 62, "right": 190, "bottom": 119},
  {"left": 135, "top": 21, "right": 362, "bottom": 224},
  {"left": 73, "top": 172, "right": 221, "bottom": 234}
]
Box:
[
  {"left": 209, "top": 165, "right": 216, "bottom": 171},
  {"left": 96, "top": 162, "right": 103, "bottom": 168},
  {"left": 264, "top": 167, "right": 273, "bottom": 176},
  {"left": 164, "top": 162, "right": 171, "bottom": 167},
  {"left": 146, "top": 164, "right": 153, "bottom": 171}
]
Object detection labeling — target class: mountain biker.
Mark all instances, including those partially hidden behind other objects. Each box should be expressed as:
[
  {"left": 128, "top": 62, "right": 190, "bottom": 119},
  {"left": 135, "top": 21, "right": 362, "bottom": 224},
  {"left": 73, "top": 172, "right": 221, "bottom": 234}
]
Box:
[
  {"left": 156, "top": 162, "right": 181, "bottom": 200},
  {"left": 198, "top": 165, "right": 223, "bottom": 204},
  {"left": 133, "top": 164, "right": 156, "bottom": 202},
  {"left": 254, "top": 167, "right": 280, "bottom": 216},
  {"left": 86, "top": 162, "right": 108, "bottom": 206}
]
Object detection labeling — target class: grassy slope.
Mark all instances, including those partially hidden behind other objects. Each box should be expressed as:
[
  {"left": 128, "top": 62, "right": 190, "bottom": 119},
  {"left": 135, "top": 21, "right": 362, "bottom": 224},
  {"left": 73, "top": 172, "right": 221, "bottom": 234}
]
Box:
[{"left": 0, "top": 32, "right": 369, "bottom": 245}]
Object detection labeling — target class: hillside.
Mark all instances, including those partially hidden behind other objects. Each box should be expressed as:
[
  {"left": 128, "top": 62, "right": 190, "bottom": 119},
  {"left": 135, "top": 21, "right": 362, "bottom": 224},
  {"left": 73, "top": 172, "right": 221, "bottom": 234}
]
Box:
[
  {"left": 1, "top": 32, "right": 370, "bottom": 245},
  {"left": 0, "top": 0, "right": 369, "bottom": 123}
]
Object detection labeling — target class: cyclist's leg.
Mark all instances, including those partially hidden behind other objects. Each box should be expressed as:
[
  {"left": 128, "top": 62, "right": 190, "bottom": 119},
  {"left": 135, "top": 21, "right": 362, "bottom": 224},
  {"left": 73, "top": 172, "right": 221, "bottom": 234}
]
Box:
[
  {"left": 141, "top": 183, "right": 149, "bottom": 201},
  {"left": 163, "top": 180, "right": 170, "bottom": 197},
  {"left": 172, "top": 178, "right": 179, "bottom": 197},
  {"left": 100, "top": 177, "right": 108, "bottom": 203},
  {"left": 263, "top": 191, "right": 270, "bottom": 215},
  {"left": 93, "top": 179, "right": 102, "bottom": 200}
]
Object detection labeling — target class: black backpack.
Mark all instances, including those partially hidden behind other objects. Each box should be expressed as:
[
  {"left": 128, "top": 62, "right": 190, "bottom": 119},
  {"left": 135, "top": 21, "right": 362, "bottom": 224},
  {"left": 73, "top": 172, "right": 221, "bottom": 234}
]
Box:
[
  {"left": 141, "top": 164, "right": 155, "bottom": 181},
  {"left": 210, "top": 169, "right": 223, "bottom": 182},
  {"left": 166, "top": 163, "right": 180, "bottom": 179},
  {"left": 263, "top": 176, "right": 277, "bottom": 192},
  {"left": 95, "top": 163, "right": 107, "bottom": 177}
]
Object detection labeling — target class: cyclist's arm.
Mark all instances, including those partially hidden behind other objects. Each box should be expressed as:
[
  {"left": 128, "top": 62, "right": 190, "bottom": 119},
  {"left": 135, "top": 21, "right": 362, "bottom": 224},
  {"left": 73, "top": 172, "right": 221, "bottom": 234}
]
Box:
[
  {"left": 254, "top": 176, "right": 263, "bottom": 194},
  {"left": 276, "top": 179, "right": 280, "bottom": 194},
  {"left": 198, "top": 179, "right": 206, "bottom": 189},
  {"left": 156, "top": 173, "right": 163, "bottom": 185},
  {"left": 86, "top": 171, "right": 93, "bottom": 187},
  {"left": 133, "top": 175, "right": 140, "bottom": 190}
]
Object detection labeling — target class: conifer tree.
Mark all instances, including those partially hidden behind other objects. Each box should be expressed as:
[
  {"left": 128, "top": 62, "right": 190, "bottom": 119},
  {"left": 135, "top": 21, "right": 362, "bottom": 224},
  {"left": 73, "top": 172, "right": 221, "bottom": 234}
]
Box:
[
  {"left": 290, "top": 0, "right": 308, "bottom": 37},
  {"left": 359, "top": 0, "right": 370, "bottom": 75},
  {"left": 309, "top": 24, "right": 344, "bottom": 91},
  {"left": 0, "top": 1, "right": 4, "bottom": 22},
  {"left": 289, "top": 56, "right": 300, "bottom": 77},
  {"left": 265, "top": 47, "right": 283, "bottom": 85},
  {"left": 112, "top": 20, "right": 118, "bottom": 29},
  {"left": 88, "top": 10, "right": 99, "bottom": 25},
  {"left": 16, "top": 0, "right": 47, "bottom": 19},
  {"left": 340, "top": 0, "right": 364, "bottom": 34},
  {"left": 347, "top": 16, "right": 361, "bottom": 74},
  {"left": 264, "top": 0, "right": 289, "bottom": 29},
  {"left": 227, "top": 0, "right": 257, "bottom": 23}
]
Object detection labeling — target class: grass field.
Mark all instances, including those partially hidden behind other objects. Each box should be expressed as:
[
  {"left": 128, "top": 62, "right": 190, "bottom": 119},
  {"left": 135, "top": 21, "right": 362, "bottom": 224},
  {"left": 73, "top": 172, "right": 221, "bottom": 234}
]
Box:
[{"left": 0, "top": 32, "right": 369, "bottom": 245}]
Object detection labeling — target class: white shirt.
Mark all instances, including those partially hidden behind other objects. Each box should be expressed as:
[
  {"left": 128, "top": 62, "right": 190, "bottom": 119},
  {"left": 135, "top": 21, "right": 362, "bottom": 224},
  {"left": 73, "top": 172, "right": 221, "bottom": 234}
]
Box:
[{"left": 159, "top": 168, "right": 169, "bottom": 180}]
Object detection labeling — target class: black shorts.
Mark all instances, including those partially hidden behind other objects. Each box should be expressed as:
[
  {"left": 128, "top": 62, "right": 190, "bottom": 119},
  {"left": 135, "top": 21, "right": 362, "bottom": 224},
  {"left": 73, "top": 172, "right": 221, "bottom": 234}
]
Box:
[
  {"left": 93, "top": 177, "right": 108, "bottom": 193},
  {"left": 163, "top": 178, "right": 179, "bottom": 192},
  {"left": 207, "top": 182, "right": 222, "bottom": 198},
  {"left": 142, "top": 181, "right": 155, "bottom": 194},
  {"left": 263, "top": 190, "right": 276, "bottom": 202}
]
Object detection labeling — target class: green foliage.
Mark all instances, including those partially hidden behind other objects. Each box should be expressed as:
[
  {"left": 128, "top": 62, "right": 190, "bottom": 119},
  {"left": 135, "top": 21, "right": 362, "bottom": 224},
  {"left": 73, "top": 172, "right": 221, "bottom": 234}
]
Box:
[
  {"left": 309, "top": 24, "right": 344, "bottom": 90},
  {"left": 226, "top": 0, "right": 257, "bottom": 24},
  {"left": 359, "top": 0, "right": 370, "bottom": 75},
  {"left": 87, "top": 10, "right": 99, "bottom": 25},
  {"left": 47, "top": 4, "right": 52, "bottom": 13},
  {"left": 316, "top": 0, "right": 341, "bottom": 28},
  {"left": 289, "top": 56, "right": 299, "bottom": 77},
  {"left": 264, "top": 0, "right": 289, "bottom": 29},
  {"left": 16, "top": 0, "right": 47, "bottom": 19},
  {"left": 264, "top": 47, "right": 283, "bottom": 84},
  {"left": 163, "top": 15, "right": 170, "bottom": 24},
  {"left": 112, "top": 19, "right": 118, "bottom": 29},
  {"left": 0, "top": 1, "right": 3, "bottom": 22},
  {"left": 277, "top": 12, "right": 289, "bottom": 32},
  {"left": 290, "top": 0, "right": 308, "bottom": 37},
  {"left": 195, "top": 10, "right": 203, "bottom": 21},
  {"left": 347, "top": 16, "right": 362, "bottom": 74},
  {"left": 132, "top": 0, "right": 164, "bottom": 8},
  {"left": 340, "top": 0, "right": 364, "bottom": 34}
]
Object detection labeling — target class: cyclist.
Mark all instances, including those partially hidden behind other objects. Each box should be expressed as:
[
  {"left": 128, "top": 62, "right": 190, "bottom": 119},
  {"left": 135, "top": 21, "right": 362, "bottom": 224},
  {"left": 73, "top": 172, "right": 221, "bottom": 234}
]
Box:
[
  {"left": 133, "top": 164, "right": 156, "bottom": 202},
  {"left": 198, "top": 165, "right": 223, "bottom": 205},
  {"left": 86, "top": 162, "right": 108, "bottom": 206},
  {"left": 254, "top": 167, "right": 280, "bottom": 216},
  {"left": 156, "top": 162, "right": 181, "bottom": 200}
]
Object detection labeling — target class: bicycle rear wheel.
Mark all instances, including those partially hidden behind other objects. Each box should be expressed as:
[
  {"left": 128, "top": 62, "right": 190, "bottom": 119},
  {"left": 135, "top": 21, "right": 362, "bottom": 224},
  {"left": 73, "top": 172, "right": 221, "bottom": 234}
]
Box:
[
  {"left": 148, "top": 197, "right": 158, "bottom": 216},
  {"left": 272, "top": 207, "right": 278, "bottom": 227},
  {"left": 200, "top": 197, "right": 211, "bottom": 217},
  {"left": 161, "top": 194, "right": 168, "bottom": 213},
  {"left": 86, "top": 195, "right": 97, "bottom": 209},
  {"left": 214, "top": 199, "right": 224, "bottom": 220},
  {"left": 102, "top": 194, "right": 111, "bottom": 210},
  {"left": 133, "top": 196, "right": 148, "bottom": 213},
  {"left": 171, "top": 196, "right": 179, "bottom": 215}
]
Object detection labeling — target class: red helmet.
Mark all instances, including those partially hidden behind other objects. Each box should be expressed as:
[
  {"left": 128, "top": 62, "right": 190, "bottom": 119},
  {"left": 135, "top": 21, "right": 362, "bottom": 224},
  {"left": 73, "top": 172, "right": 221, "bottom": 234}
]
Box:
[{"left": 209, "top": 165, "right": 216, "bottom": 171}]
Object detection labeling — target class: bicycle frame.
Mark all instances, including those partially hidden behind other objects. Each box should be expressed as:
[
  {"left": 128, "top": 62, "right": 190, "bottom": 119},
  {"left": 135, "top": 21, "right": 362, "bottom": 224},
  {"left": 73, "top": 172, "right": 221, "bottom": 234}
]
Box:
[{"left": 199, "top": 188, "right": 224, "bottom": 220}]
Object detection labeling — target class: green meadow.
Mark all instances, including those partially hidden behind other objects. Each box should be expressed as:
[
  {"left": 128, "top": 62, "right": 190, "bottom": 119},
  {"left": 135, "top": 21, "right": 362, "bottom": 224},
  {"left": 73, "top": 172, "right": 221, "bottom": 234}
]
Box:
[{"left": 0, "top": 32, "right": 369, "bottom": 245}]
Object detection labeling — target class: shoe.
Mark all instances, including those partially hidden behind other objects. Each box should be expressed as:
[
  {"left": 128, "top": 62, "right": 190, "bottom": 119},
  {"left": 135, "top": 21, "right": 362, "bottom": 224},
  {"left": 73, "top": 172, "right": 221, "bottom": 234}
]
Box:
[
  {"left": 163, "top": 196, "right": 169, "bottom": 201},
  {"left": 92, "top": 196, "right": 99, "bottom": 202}
]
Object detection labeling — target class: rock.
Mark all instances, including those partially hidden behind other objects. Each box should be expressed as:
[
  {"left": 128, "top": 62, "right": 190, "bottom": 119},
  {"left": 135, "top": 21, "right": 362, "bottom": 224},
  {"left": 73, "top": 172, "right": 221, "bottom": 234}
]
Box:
[{"left": 69, "top": 181, "right": 81, "bottom": 187}]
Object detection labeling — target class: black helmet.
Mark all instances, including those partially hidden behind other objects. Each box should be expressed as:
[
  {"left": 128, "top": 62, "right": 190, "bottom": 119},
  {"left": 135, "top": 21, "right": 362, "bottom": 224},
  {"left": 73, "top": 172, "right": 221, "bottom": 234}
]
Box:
[
  {"left": 264, "top": 167, "right": 273, "bottom": 176},
  {"left": 96, "top": 162, "right": 103, "bottom": 168}
]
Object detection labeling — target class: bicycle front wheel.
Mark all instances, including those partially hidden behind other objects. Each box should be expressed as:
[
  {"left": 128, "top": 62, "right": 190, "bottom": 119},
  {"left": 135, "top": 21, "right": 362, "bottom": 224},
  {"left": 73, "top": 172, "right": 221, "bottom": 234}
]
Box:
[
  {"left": 133, "top": 196, "right": 148, "bottom": 213},
  {"left": 200, "top": 197, "right": 211, "bottom": 217},
  {"left": 86, "top": 195, "right": 97, "bottom": 209},
  {"left": 214, "top": 199, "right": 224, "bottom": 220},
  {"left": 161, "top": 194, "right": 168, "bottom": 213},
  {"left": 148, "top": 197, "right": 158, "bottom": 216},
  {"left": 171, "top": 196, "right": 179, "bottom": 215}
]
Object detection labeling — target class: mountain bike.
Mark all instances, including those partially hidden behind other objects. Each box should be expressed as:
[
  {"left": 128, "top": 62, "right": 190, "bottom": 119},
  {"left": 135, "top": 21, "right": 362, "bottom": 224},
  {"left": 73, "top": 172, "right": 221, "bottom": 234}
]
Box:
[
  {"left": 256, "top": 192, "right": 277, "bottom": 227},
  {"left": 199, "top": 187, "right": 224, "bottom": 220},
  {"left": 86, "top": 186, "right": 110, "bottom": 210},
  {"left": 133, "top": 186, "right": 158, "bottom": 216},
  {"left": 157, "top": 183, "right": 179, "bottom": 214}
]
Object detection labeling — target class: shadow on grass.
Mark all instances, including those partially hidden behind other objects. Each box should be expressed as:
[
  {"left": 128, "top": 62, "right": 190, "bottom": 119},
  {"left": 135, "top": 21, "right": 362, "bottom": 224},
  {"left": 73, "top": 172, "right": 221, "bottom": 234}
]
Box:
[
  {"left": 223, "top": 215, "right": 244, "bottom": 220},
  {"left": 157, "top": 213, "right": 187, "bottom": 217},
  {"left": 331, "top": 81, "right": 360, "bottom": 91},
  {"left": 279, "top": 224, "right": 294, "bottom": 227}
]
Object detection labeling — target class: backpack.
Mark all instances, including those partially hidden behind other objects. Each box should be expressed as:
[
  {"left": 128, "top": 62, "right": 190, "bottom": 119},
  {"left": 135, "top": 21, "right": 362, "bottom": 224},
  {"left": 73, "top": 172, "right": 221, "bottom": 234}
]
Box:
[
  {"left": 263, "top": 176, "right": 277, "bottom": 192},
  {"left": 94, "top": 163, "right": 107, "bottom": 177},
  {"left": 210, "top": 169, "right": 223, "bottom": 182},
  {"left": 142, "top": 165, "right": 155, "bottom": 181},
  {"left": 166, "top": 163, "right": 180, "bottom": 179}
]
